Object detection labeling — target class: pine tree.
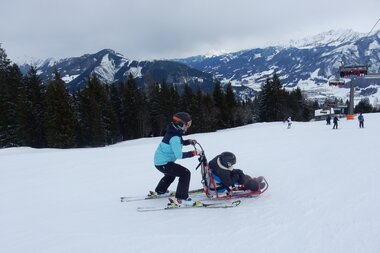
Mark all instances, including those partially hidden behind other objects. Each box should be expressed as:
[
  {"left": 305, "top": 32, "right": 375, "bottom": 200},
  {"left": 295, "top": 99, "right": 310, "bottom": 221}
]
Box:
[
  {"left": 121, "top": 74, "right": 149, "bottom": 139},
  {"left": 312, "top": 99, "right": 320, "bottom": 111},
  {"left": 78, "top": 75, "right": 120, "bottom": 146},
  {"left": 44, "top": 70, "right": 77, "bottom": 148},
  {"left": 0, "top": 47, "right": 23, "bottom": 147},
  {"left": 121, "top": 78, "right": 137, "bottom": 139},
  {"left": 102, "top": 84, "right": 121, "bottom": 144},
  {"left": 109, "top": 83, "right": 123, "bottom": 139},
  {"left": 225, "top": 83, "right": 238, "bottom": 127},
  {"left": 271, "top": 73, "right": 287, "bottom": 121},
  {"left": 156, "top": 80, "right": 172, "bottom": 133},
  {"left": 187, "top": 88, "right": 214, "bottom": 133},
  {"left": 146, "top": 81, "right": 162, "bottom": 136},
  {"left": 181, "top": 83, "right": 194, "bottom": 112},
  {"left": 22, "top": 66, "right": 46, "bottom": 147},
  {"left": 0, "top": 46, "right": 9, "bottom": 147},
  {"left": 213, "top": 81, "right": 228, "bottom": 128},
  {"left": 169, "top": 85, "right": 180, "bottom": 114},
  {"left": 257, "top": 78, "right": 271, "bottom": 122},
  {"left": 287, "top": 88, "right": 303, "bottom": 120},
  {"left": 258, "top": 73, "right": 287, "bottom": 122},
  {"left": 355, "top": 98, "right": 373, "bottom": 113},
  {"left": 147, "top": 80, "right": 178, "bottom": 136},
  {"left": 201, "top": 93, "right": 218, "bottom": 132},
  {"left": 134, "top": 87, "right": 150, "bottom": 137},
  {"left": 71, "top": 90, "right": 84, "bottom": 147},
  {"left": 78, "top": 78, "right": 103, "bottom": 146},
  {"left": 188, "top": 89, "right": 203, "bottom": 133}
]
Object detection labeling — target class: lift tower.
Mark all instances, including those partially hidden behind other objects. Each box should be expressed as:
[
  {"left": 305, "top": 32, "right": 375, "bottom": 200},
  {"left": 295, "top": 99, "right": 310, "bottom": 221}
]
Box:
[{"left": 339, "top": 65, "right": 368, "bottom": 119}]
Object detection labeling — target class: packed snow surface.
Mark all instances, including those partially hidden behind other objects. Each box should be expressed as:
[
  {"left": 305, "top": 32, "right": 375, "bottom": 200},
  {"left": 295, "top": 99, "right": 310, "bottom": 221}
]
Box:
[{"left": 1, "top": 113, "right": 380, "bottom": 253}]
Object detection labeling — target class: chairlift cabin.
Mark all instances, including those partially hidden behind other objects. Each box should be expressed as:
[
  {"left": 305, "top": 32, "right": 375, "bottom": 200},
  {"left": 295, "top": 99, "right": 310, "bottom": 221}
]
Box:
[
  {"left": 339, "top": 65, "right": 368, "bottom": 78},
  {"left": 323, "top": 99, "right": 336, "bottom": 109},
  {"left": 328, "top": 79, "right": 345, "bottom": 87}
]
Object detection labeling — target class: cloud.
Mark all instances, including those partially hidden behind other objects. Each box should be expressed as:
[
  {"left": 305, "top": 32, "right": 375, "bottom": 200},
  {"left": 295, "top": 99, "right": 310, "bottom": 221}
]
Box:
[{"left": 1, "top": 0, "right": 380, "bottom": 62}]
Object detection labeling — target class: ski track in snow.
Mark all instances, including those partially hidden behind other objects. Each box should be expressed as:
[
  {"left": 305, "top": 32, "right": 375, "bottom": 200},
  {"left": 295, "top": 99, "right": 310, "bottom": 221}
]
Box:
[{"left": 1, "top": 113, "right": 380, "bottom": 253}]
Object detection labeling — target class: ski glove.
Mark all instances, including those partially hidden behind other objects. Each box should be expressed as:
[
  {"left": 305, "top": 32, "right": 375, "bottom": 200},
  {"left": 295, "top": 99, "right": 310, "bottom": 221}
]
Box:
[
  {"left": 192, "top": 150, "right": 201, "bottom": 156},
  {"left": 183, "top": 150, "right": 201, "bottom": 158}
]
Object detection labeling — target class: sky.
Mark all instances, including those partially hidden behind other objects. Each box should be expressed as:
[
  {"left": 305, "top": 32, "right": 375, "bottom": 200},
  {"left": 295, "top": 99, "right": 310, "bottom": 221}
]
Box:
[
  {"left": 1, "top": 0, "right": 380, "bottom": 63},
  {"left": 1, "top": 113, "right": 380, "bottom": 253}
]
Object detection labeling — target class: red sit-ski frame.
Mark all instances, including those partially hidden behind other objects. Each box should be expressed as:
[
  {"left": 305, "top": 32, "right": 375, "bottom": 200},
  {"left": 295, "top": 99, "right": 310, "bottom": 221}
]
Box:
[{"left": 194, "top": 143, "right": 268, "bottom": 200}]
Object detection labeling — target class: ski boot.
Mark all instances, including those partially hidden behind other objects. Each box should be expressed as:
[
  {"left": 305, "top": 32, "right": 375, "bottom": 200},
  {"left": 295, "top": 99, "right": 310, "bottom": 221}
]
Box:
[
  {"left": 256, "top": 176, "right": 266, "bottom": 190},
  {"left": 147, "top": 190, "right": 175, "bottom": 198},
  {"left": 168, "top": 197, "right": 202, "bottom": 207}
]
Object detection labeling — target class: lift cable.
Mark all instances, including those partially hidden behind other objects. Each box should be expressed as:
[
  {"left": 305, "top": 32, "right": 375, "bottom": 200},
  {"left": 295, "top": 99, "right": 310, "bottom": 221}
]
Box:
[{"left": 367, "top": 17, "right": 380, "bottom": 36}]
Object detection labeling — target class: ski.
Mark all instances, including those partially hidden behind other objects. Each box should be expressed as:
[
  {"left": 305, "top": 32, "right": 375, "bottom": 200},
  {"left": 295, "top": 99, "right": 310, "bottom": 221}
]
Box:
[
  {"left": 120, "top": 191, "right": 175, "bottom": 202},
  {"left": 136, "top": 199, "right": 241, "bottom": 212},
  {"left": 120, "top": 188, "right": 204, "bottom": 202}
]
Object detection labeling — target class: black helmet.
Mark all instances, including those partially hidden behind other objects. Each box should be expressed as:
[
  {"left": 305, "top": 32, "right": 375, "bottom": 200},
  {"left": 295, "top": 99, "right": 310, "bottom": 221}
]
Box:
[
  {"left": 173, "top": 112, "right": 192, "bottom": 132},
  {"left": 219, "top": 152, "right": 236, "bottom": 168}
]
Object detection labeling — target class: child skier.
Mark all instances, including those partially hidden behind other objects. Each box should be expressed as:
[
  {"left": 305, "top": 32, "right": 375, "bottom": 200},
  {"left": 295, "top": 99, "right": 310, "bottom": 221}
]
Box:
[
  {"left": 287, "top": 116, "right": 292, "bottom": 129},
  {"left": 208, "top": 151, "right": 265, "bottom": 193},
  {"left": 152, "top": 112, "right": 200, "bottom": 206}
]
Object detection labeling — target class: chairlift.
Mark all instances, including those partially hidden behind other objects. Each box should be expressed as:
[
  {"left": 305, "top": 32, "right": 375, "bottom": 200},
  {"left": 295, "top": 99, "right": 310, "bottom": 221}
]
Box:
[
  {"left": 322, "top": 99, "right": 336, "bottom": 109},
  {"left": 339, "top": 65, "right": 368, "bottom": 78},
  {"left": 328, "top": 79, "right": 345, "bottom": 87}
]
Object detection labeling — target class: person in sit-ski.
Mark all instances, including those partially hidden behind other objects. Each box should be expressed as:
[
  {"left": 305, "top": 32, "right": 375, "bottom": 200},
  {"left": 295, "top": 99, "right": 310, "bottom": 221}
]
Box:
[
  {"left": 153, "top": 112, "right": 200, "bottom": 206},
  {"left": 208, "top": 152, "right": 265, "bottom": 194}
]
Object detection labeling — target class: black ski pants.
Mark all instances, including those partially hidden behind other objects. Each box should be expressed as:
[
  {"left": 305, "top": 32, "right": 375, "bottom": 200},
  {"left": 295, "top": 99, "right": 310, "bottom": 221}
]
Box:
[{"left": 155, "top": 162, "right": 191, "bottom": 200}]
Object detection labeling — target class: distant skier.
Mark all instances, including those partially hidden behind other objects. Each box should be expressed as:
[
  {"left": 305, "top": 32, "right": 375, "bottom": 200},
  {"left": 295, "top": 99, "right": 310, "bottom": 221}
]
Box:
[
  {"left": 287, "top": 116, "right": 292, "bottom": 129},
  {"left": 152, "top": 112, "right": 200, "bottom": 206},
  {"left": 208, "top": 152, "right": 266, "bottom": 193},
  {"left": 326, "top": 115, "right": 331, "bottom": 125},
  {"left": 358, "top": 113, "right": 364, "bottom": 128},
  {"left": 333, "top": 116, "right": 339, "bottom": 129}
]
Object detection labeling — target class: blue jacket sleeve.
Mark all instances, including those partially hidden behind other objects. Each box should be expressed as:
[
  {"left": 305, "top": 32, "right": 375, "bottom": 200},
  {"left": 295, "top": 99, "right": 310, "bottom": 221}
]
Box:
[
  {"left": 169, "top": 136, "right": 184, "bottom": 159},
  {"left": 169, "top": 136, "right": 194, "bottom": 159}
]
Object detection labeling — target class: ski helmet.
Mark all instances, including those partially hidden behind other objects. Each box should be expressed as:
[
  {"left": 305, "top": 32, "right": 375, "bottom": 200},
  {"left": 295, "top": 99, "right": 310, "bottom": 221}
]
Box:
[
  {"left": 172, "top": 112, "right": 192, "bottom": 132},
  {"left": 219, "top": 152, "right": 236, "bottom": 168}
]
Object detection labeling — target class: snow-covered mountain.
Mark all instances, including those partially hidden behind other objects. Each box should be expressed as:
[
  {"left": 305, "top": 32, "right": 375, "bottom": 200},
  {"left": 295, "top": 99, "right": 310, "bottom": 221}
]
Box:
[
  {"left": 283, "top": 29, "right": 364, "bottom": 49},
  {"left": 20, "top": 49, "right": 216, "bottom": 93},
  {"left": 176, "top": 29, "right": 380, "bottom": 105},
  {"left": 19, "top": 29, "right": 380, "bottom": 105}
]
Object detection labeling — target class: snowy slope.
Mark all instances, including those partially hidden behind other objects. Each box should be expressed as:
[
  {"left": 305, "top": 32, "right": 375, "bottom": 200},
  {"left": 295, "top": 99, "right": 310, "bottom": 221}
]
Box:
[{"left": 1, "top": 113, "right": 380, "bottom": 253}]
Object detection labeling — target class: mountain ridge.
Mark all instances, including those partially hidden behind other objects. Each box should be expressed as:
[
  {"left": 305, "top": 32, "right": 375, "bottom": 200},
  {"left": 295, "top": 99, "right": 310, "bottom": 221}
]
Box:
[
  {"left": 175, "top": 29, "right": 380, "bottom": 106},
  {"left": 18, "top": 29, "right": 380, "bottom": 106}
]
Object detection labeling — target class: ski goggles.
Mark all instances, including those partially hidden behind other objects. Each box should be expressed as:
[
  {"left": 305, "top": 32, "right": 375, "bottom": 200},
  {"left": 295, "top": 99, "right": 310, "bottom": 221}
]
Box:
[{"left": 183, "top": 120, "right": 192, "bottom": 131}]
